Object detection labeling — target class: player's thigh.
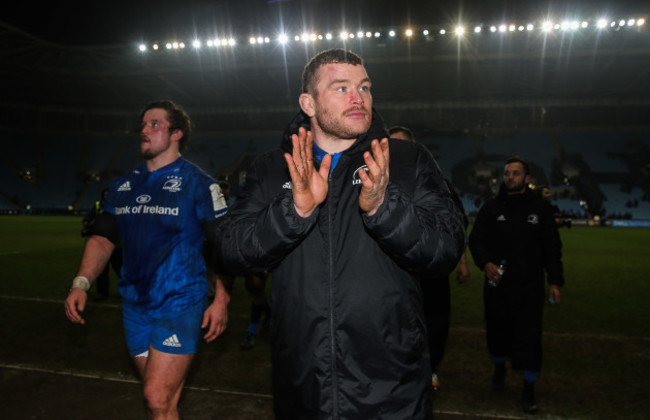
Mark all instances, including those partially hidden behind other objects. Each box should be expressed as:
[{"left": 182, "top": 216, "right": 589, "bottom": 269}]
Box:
[{"left": 143, "top": 347, "right": 194, "bottom": 393}]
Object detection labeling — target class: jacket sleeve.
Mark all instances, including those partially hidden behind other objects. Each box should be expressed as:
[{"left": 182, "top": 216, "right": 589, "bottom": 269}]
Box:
[
  {"left": 468, "top": 203, "right": 493, "bottom": 272},
  {"left": 361, "top": 146, "right": 467, "bottom": 275},
  {"left": 217, "top": 155, "right": 318, "bottom": 275},
  {"left": 540, "top": 202, "right": 565, "bottom": 286}
]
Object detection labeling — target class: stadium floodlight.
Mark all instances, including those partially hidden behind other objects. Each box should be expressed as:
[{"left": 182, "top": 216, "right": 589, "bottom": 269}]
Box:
[
  {"left": 518, "top": 25, "right": 524, "bottom": 31},
  {"left": 180, "top": 42, "right": 185, "bottom": 49},
  {"left": 310, "top": 33, "right": 317, "bottom": 41},
  {"left": 627, "top": 19, "right": 635, "bottom": 26},
  {"left": 366, "top": 32, "right": 372, "bottom": 38},
  {"left": 192, "top": 40, "right": 201, "bottom": 49},
  {"left": 153, "top": 44, "right": 159, "bottom": 50},
  {"left": 264, "top": 37, "right": 270, "bottom": 43},
  {"left": 619, "top": 19, "right": 626, "bottom": 27},
  {"left": 166, "top": 43, "right": 172, "bottom": 49},
  {"left": 206, "top": 40, "right": 214, "bottom": 47},
  {"left": 340, "top": 31, "right": 348, "bottom": 39},
  {"left": 561, "top": 21, "right": 570, "bottom": 31},
  {"left": 357, "top": 31, "right": 364, "bottom": 38},
  {"left": 597, "top": 18, "right": 608, "bottom": 28},
  {"left": 349, "top": 33, "right": 355, "bottom": 39},
  {"left": 257, "top": 37, "right": 264, "bottom": 44},
  {"left": 610, "top": 21, "right": 616, "bottom": 27},
  {"left": 455, "top": 26, "right": 464, "bottom": 35},
  {"left": 638, "top": 18, "right": 645, "bottom": 26},
  {"left": 527, "top": 24, "right": 534, "bottom": 31},
  {"left": 228, "top": 38, "right": 236, "bottom": 46},
  {"left": 474, "top": 26, "right": 482, "bottom": 33},
  {"left": 490, "top": 25, "right": 497, "bottom": 32},
  {"left": 405, "top": 29, "right": 413, "bottom": 37},
  {"left": 326, "top": 33, "right": 333, "bottom": 40},
  {"left": 423, "top": 29, "right": 430, "bottom": 35},
  {"left": 439, "top": 29, "right": 446, "bottom": 35},
  {"left": 570, "top": 21, "right": 579, "bottom": 30},
  {"left": 250, "top": 37, "right": 257, "bottom": 44},
  {"left": 542, "top": 21, "right": 553, "bottom": 32},
  {"left": 389, "top": 30, "right": 396, "bottom": 37},
  {"left": 301, "top": 33, "right": 309, "bottom": 42},
  {"left": 554, "top": 23, "right": 561, "bottom": 30},
  {"left": 318, "top": 35, "right": 323, "bottom": 40},
  {"left": 508, "top": 24, "right": 516, "bottom": 32},
  {"left": 581, "top": 21, "right": 589, "bottom": 28},
  {"left": 499, "top": 24, "right": 507, "bottom": 32},
  {"left": 374, "top": 32, "right": 380, "bottom": 37},
  {"left": 138, "top": 44, "right": 147, "bottom": 52},
  {"left": 294, "top": 35, "right": 300, "bottom": 41}
]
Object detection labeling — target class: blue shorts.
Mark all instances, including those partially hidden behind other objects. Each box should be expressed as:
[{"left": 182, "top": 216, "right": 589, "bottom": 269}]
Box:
[{"left": 122, "top": 299, "right": 207, "bottom": 357}]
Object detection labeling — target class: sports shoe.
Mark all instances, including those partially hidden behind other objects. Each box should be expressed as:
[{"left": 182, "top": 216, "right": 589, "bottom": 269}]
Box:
[
  {"left": 239, "top": 332, "right": 256, "bottom": 350},
  {"left": 431, "top": 373, "right": 439, "bottom": 390},
  {"left": 492, "top": 363, "right": 506, "bottom": 391},
  {"left": 522, "top": 380, "right": 539, "bottom": 414}
]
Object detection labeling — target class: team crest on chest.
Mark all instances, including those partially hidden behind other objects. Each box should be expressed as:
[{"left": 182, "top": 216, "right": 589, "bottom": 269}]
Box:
[
  {"left": 527, "top": 213, "right": 539, "bottom": 224},
  {"left": 352, "top": 165, "right": 369, "bottom": 185},
  {"left": 163, "top": 175, "right": 183, "bottom": 192}
]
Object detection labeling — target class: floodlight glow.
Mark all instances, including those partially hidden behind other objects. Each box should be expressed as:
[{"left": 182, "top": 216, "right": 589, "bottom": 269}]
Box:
[
  {"left": 349, "top": 33, "right": 355, "bottom": 39},
  {"left": 340, "top": 31, "right": 348, "bottom": 39},
  {"left": 542, "top": 21, "right": 553, "bottom": 32},
  {"left": 180, "top": 42, "right": 185, "bottom": 48},
  {"left": 518, "top": 25, "right": 524, "bottom": 31},
  {"left": 138, "top": 44, "right": 147, "bottom": 52},
  {"left": 249, "top": 37, "right": 256, "bottom": 44},
  {"left": 490, "top": 26, "right": 497, "bottom": 32},
  {"left": 326, "top": 33, "right": 333, "bottom": 40},
  {"left": 423, "top": 29, "right": 429, "bottom": 35},
  {"left": 357, "top": 31, "right": 364, "bottom": 38},
  {"left": 554, "top": 23, "right": 561, "bottom": 30},
  {"left": 570, "top": 21, "right": 579, "bottom": 30},
  {"left": 474, "top": 26, "right": 481, "bottom": 33},
  {"left": 628, "top": 19, "right": 635, "bottom": 26},
  {"left": 619, "top": 20, "right": 626, "bottom": 26},
  {"left": 265, "top": 37, "right": 270, "bottom": 43},
  {"left": 277, "top": 34, "right": 288, "bottom": 44},
  {"left": 389, "top": 30, "right": 396, "bottom": 37},
  {"left": 610, "top": 21, "right": 616, "bottom": 27},
  {"left": 207, "top": 40, "right": 214, "bottom": 47},
  {"left": 294, "top": 35, "right": 300, "bottom": 41},
  {"left": 318, "top": 35, "right": 323, "bottom": 40},
  {"left": 301, "top": 33, "right": 309, "bottom": 42},
  {"left": 221, "top": 39, "right": 228, "bottom": 46},
  {"left": 257, "top": 37, "right": 264, "bottom": 44},
  {"left": 310, "top": 33, "right": 317, "bottom": 41},
  {"left": 228, "top": 38, "right": 235, "bottom": 46},
  {"left": 581, "top": 21, "right": 588, "bottom": 28},
  {"left": 192, "top": 40, "right": 201, "bottom": 48},
  {"left": 638, "top": 18, "right": 645, "bottom": 26},
  {"left": 374, "top": 32, "right": 380, "bottom": 37},
  {"left": 508, "top": 25, "right": 516, "bottom": 32},
  {"left": 597, "top": 19, "right": 608, "bottom": 28},
  {"left": 366, "top": 32, "right": 372, "bottom": 38},
  {"left": 405, "top": 29, "right": 413, "bottom": 37},
  {"left": 153, "top": 44, "right": 159, "bottom": 50},
  {"left": 166, "top": 43, "right": 172, "bottom": 49},
  {"left": 527, "top": 24, "right": 534, "bottom": 31},
  {"left": 455, "top": 26, "right": 464, "bottom": 35},
  {"left": 499, "top": 25, "right": 507, "bottom": 32},
  {"left": 439, "top": 29, "right": 446, "bottom": 35}
]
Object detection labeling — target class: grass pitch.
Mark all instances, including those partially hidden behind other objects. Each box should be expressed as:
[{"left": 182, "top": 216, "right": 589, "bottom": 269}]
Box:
[{"left": 0, "top": 216, "right": 649, "bottom": 419}]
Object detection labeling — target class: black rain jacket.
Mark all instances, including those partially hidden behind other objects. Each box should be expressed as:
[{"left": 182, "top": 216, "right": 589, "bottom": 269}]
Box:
[{"left": 218, "top": 110, "right": 466, "bottom": 419}]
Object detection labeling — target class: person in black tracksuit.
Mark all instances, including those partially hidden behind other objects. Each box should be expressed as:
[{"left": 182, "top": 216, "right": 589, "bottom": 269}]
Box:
[
  {"left": 218, "top": 49, "right": 466, "bottom": 419},
  {"left": 469, "top": 156, "right": 564, "bottom": 414}
]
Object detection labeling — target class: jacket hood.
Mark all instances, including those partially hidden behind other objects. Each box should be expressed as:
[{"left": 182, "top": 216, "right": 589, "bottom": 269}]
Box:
[{"left": 280, "top": 109, "right": 389, "bottom": 154}]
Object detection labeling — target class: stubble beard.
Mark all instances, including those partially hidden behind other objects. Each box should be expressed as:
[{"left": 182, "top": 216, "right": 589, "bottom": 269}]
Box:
[{"left": 315, "top": 109, "right": 371, "bottom": 141}]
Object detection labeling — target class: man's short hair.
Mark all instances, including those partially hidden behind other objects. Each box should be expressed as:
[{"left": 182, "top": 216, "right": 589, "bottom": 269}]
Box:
[
  {"left": 505, "top": 156, "right": 531, "bottom": 175},
  {"left": 140, "top": 100, "right": 192, "bottom": 151},
  {"left": 388, "top": 126, "right": 415, "bottom": 142},
  {"left": 302, "top": 49, "right": 364, "bottom": 96}
]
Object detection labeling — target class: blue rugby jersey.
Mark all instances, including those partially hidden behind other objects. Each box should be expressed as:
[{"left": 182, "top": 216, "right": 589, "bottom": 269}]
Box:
[{"left": 103, "top": 158, "right": 227, "bottom": 315}]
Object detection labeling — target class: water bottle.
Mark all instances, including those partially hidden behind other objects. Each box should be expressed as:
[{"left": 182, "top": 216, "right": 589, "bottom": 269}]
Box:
[{"left": 488, "top": 259, "right": 506, "bottom": 287}]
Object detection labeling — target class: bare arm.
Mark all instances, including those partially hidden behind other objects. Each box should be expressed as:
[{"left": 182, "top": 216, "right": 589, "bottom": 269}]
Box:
[
  {"left": 64, "top": 235, "right": 115, "bottom": 324},
  {"left": 202, "top": 277, "right": 231, "bottom": 342}
]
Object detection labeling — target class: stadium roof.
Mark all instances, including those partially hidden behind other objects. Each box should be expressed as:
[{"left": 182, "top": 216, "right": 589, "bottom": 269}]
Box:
[{"left": 2, "top": 0, "right": 650, "bottom": 136}]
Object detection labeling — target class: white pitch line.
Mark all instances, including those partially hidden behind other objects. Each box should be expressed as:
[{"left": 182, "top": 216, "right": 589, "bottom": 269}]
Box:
[{"left": 0, "top": 362, "right": 273, "bottom": 399}]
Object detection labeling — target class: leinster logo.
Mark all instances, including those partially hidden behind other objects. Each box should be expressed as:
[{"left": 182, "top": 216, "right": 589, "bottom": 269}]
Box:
[
  {"left": 352, "top": 165, "right": 369, "bottom": 185},
  {"left": 136, "top": 195, "right": 151, "bottom": 204},
  {"left": 527, "top": 213, "right": 540, "bottom": 225},
  {"left": 163, "top": 176, "right": 182, "bottom": 192}
]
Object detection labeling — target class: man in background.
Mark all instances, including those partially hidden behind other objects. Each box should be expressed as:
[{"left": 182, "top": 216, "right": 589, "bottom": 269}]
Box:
[
  {"left": 469, "top": 156, "right": 564, "bottom": 414},
  {"left": 388, "top": 125, "right": 470, "bottom": 391}
]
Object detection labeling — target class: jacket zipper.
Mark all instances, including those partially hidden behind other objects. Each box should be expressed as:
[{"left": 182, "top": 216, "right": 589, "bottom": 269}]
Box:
[{"left": 327, "top": 171, "right": 339, "bottom": 419}]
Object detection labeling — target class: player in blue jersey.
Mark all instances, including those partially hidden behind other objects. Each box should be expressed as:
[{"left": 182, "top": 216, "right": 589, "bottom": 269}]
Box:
[{"left": 65, "top": 100, "right": 229, "bottom": 420}]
